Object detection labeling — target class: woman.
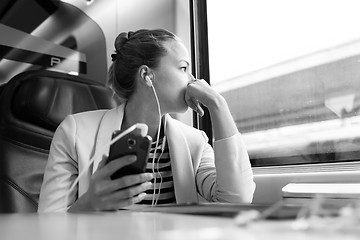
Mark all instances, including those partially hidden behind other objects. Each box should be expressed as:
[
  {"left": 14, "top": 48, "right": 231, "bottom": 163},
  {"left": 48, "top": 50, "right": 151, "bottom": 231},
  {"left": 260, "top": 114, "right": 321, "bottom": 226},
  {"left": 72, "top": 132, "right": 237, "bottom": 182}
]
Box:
[{"left": 38, "top": 29, "right": 255, "bottom": 212}]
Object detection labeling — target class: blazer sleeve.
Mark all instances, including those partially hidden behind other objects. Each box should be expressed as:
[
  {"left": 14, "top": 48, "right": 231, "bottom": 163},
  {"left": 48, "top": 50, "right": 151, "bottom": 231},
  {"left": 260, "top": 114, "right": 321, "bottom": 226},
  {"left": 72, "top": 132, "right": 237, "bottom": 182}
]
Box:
[
  {"left": 196, "top": 132, "right": 256, "bottom": 203},
  {"left": 38, "top": 115, "right": 79, "bottom": 212}
]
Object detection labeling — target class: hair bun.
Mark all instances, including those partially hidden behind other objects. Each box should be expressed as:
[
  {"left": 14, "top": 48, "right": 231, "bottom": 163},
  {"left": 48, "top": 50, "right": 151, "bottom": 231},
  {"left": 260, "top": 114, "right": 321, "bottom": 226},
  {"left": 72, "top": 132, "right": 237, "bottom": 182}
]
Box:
[
  {"left": 127, "top": 31, "right": 134, "bottom": 39},
  {"left": 114, "top": 32, "right": 129, "bottom": 51}
]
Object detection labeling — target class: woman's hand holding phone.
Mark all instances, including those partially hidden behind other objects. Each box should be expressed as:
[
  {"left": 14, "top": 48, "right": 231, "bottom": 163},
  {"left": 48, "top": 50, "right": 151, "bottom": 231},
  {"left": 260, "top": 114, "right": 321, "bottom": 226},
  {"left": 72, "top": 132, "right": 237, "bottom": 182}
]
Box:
[
  {"left": 70, "top": 154, "right": 153, "bottom": 212},
  {"left": 69, "top": 124, "right": 154, "bottom": 211}
]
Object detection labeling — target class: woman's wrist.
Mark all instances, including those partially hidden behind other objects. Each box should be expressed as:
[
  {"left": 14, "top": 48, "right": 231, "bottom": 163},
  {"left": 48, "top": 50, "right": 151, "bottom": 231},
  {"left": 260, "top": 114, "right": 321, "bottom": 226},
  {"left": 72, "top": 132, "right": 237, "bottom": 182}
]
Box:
[
  {"left": 206, "top": 94, "right": 239, "bottom": 140},
  {"left": 206, "top": 94, "right": 227, "bottom": 113},
  {"left": 67, "top": 193, "right": 92, "bottom": 212}
]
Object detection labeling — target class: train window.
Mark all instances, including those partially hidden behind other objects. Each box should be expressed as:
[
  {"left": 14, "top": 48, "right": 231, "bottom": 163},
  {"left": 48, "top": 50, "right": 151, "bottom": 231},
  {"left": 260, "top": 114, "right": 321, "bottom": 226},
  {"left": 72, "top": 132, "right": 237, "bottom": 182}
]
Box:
[{"left": 207, "top": 0, "right": 360, "bottom": 166}]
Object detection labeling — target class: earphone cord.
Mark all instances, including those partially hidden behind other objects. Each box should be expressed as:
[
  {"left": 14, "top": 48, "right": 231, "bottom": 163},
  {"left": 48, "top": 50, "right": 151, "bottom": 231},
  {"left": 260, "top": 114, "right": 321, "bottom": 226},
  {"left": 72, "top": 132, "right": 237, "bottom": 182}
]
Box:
[
  {"left": 150, "top": 83, "right": 163, "bottom": 207},
  {"left": 154, "top": 135, "right": 166, "bottom": 206}
]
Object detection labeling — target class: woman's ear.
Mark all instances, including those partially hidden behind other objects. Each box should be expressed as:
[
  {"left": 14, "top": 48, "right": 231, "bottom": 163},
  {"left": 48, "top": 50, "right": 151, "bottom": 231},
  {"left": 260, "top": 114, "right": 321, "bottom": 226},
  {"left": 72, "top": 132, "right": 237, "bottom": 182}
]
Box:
[{"left": 139, "top": 65, "right": 153, "bottom": 88}]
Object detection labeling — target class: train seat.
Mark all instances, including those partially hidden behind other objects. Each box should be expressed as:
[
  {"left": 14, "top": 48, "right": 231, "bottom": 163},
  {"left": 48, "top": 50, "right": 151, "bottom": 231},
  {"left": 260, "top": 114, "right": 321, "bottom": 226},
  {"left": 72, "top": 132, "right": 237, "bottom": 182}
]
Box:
[{"left": 0, "top": 70, "right": 120, "bottom": 213}]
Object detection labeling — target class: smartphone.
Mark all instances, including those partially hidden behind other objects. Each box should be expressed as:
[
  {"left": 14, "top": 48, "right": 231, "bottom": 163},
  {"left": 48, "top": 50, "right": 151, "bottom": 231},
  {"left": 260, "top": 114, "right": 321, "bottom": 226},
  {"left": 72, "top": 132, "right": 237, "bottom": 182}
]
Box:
[{"left": 107, "top": 125, "right": 152, "bottom": 179}]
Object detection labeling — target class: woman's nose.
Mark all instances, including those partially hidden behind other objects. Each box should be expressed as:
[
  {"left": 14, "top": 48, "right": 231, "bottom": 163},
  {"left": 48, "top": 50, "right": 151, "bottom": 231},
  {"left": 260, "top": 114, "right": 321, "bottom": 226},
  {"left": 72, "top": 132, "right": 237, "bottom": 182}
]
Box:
[{"left": 188, "top": 73, "right": 196, "bottom": 84}]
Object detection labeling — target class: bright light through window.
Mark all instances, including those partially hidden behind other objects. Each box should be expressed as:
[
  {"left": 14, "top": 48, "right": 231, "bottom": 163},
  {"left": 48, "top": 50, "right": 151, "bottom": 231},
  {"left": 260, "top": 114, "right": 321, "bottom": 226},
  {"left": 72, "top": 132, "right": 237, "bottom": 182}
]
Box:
[{"left": 207, "top": 0, "right": 360, "bottom": 166}]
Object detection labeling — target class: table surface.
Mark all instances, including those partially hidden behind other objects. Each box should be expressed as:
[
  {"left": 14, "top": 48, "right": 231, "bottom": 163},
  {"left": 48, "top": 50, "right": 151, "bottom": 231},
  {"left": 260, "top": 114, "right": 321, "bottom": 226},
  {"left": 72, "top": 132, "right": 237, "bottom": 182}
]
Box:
[{"left": 0, "top": 209, "right": 358, "bottom": 240}]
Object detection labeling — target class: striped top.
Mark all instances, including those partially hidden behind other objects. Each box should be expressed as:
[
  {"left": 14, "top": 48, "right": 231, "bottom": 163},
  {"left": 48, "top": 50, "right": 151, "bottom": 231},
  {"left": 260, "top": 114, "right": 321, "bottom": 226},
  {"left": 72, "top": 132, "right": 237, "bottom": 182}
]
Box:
[{"left": 138, "top": 136, "right": 176, "bottom": 205}]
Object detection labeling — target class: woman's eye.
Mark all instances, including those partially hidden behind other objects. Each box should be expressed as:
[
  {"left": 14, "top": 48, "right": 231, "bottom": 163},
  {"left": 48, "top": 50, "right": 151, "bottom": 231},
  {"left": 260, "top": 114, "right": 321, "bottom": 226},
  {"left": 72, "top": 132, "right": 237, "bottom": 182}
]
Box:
[{"left": 180, "top": 67, "right": 187, "bottom": 72}]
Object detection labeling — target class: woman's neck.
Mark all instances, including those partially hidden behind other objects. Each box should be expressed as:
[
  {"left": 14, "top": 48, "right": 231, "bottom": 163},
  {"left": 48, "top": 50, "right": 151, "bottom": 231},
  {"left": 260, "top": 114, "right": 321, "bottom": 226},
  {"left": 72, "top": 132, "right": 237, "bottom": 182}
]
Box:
[{"left": 121, "top": 98, "right": 163, "bottom": 140}]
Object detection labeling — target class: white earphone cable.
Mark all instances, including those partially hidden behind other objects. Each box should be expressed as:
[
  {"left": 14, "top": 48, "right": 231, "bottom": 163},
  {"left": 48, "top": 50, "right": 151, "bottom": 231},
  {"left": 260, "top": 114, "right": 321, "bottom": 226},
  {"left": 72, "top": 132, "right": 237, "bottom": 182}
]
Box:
[
  {"left": 154, "top": 135, "right": 166, "bottom": 206},
  {"left": 150, "top": 81, "right": 164, "bottom": 207}
]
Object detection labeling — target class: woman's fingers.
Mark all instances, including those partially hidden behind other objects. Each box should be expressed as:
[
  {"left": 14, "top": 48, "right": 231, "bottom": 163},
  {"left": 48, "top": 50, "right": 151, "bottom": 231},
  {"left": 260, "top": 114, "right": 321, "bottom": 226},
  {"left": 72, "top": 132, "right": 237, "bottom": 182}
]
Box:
[
  {"left": 186, "top": 78, "right": 224, "bottom": 115},
  {"left": 93, "top": 178, "right": 152, "bottom": 211},
  {"left": 102, "top": 192, "right": 148, "bottom": 211},
  {"left": 185, "top": 96, "right": 204, "bottom": 117},
  {"left": 185, "top": 80, "right": 206, "bottom": 116},
  {"left": 105, "top": 181, "right": 152, "bottom": 204},
  {"left": 96, "top": 154, "right": 137, "bottom": 179},
  {"left": 192, "top": 98, "right": 204, "bottom": 117},
  {"left": 106, "top": 172, "right": 153, "bottom": 193}
]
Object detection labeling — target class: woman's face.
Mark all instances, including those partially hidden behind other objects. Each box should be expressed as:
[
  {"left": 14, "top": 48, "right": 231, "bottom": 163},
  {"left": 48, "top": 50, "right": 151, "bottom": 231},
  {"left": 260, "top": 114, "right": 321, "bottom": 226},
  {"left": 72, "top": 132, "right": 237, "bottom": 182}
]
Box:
[{"left": 152, "top": 40, "right": 193, "bottom": 114}]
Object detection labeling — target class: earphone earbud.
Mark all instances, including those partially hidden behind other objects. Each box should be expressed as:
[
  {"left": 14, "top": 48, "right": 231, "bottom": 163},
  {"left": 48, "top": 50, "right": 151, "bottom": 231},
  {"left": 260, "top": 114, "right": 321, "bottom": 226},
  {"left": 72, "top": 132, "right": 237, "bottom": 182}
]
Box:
[{"left": 145, "top": 76, "right": 153, "bottom": 87}]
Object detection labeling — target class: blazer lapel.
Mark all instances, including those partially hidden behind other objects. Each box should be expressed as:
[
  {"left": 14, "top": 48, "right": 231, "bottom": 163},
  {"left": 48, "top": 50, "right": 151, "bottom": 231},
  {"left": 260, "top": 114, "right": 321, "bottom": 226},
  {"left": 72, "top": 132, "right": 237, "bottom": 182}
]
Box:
[
  {"left": 165, "top": 115, "right": 198, "bottom": 203},
  {"left": 92, "top": 105, "right": 125, "bottom": 174}
]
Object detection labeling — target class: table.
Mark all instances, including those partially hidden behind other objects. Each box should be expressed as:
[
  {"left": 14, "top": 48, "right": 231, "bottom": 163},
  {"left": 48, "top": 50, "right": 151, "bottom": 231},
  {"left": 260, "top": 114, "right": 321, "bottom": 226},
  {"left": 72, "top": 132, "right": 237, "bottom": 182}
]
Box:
[{"left": 0, "top": 210, "right": 358, "bottom": 240}]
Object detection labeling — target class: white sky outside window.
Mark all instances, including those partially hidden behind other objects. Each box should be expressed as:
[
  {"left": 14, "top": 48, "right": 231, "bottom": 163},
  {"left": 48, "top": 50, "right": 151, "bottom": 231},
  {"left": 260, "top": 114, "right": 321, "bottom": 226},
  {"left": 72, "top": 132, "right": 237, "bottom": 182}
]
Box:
[{"left": 207, "top": 0, "right": 360, "bottom": 86}]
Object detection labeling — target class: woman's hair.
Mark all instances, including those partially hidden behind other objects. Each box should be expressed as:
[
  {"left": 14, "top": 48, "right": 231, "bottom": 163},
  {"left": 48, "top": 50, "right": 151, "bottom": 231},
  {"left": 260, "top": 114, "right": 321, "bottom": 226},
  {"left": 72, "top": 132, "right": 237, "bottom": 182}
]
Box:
[{"left": 107, "top": 29, "right": 177, "bottom": 102}]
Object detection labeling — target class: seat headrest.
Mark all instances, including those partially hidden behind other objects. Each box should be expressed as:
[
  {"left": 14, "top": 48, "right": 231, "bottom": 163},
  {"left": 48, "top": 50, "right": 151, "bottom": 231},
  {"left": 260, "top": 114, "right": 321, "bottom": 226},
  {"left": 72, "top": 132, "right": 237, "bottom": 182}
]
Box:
[
  {"left": 0, "top": 70, "right": 120, "bottom": 148},
  {"left": 12, "top": 74, "right": 118, "bottom": 131}
]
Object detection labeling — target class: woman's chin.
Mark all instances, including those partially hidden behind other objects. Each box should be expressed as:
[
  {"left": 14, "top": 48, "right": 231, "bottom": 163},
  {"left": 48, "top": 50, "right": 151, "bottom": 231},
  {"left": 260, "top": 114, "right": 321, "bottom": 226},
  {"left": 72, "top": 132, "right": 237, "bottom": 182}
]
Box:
[
  {"left": 181, "top": 105, "right": 191, "bottom": 113},
  {"left": 169, "top": 105, "right": 189, "bottom": 114}
]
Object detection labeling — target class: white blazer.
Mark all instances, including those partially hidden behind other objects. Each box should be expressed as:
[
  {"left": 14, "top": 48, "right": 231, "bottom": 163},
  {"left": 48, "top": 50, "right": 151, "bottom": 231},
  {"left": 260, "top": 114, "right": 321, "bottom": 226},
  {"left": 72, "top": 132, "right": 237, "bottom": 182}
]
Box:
[{"left": 38, "top": 105, "right": 255, "bottom": 212}]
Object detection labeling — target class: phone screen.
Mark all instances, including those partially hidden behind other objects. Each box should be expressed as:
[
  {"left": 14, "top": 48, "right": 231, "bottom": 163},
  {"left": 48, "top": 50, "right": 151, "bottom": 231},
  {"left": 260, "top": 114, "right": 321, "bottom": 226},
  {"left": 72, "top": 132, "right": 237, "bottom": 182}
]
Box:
[{"left": 107, "top": 128, "right": 152, "bottom": 179}]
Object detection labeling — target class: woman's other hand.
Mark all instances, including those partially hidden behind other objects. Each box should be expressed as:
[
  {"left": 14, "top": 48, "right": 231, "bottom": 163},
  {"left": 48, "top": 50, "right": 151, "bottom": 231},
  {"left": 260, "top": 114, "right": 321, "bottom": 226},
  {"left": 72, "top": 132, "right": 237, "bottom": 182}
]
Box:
[
  {"left": 185, "top": 78, "right": 238, "bottom": 140},
  {"left": 185, "top": 79, "right": 225, "bottom": 117}
]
